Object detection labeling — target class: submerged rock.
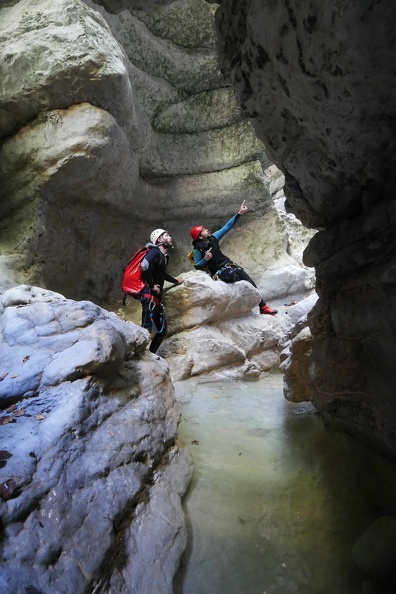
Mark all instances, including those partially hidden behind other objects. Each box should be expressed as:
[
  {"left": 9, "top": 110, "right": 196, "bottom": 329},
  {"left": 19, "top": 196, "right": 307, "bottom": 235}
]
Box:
[
  {"left": 0, "top": 285, "right": 193, "bottom": 594},
  {"left": 352, "top": 516, "right": 396, "bottom": 585}
]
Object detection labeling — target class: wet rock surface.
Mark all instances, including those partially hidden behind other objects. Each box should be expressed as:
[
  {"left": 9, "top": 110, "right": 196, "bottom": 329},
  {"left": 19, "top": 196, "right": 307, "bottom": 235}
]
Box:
[{"left": 0, "top": 285, "right": 192, "bottom": 594}]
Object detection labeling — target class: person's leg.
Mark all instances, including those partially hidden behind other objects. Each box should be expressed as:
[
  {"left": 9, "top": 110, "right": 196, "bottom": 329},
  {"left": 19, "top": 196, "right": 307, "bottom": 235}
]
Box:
[
  {"left": 234, "top": 267, "right": 278, "bottom": 315},
  {"left": 141, "top": 296, "right": 168, "bottom": 353},
  {"left": 141, "top": 296, "right": 153, "bottom": 331},
  {"left": 234, "top": 267, "right": 259, "bottom": 289},
  {"left": 149, "top": 304, "right": 167, "bottom": 353}
]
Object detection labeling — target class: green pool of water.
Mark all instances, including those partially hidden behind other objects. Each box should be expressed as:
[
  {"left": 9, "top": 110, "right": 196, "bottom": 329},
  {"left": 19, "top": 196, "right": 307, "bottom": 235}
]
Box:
[{"left": 173, "top": 373, "right": 396, "bottom": 594}]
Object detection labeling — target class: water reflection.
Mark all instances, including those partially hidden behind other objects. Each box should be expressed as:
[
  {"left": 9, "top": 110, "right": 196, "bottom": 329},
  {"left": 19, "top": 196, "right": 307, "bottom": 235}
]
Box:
[{"left": 174, "top": 373, "right": 396, "bottom": 594}]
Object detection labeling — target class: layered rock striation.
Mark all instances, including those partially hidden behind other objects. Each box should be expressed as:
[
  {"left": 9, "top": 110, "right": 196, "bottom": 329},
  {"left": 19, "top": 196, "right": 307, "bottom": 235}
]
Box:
[
  {"left": 0, "top": 0, "right": 313, "bottom": 304},
  {"left": 215, "top": 0, "right": 396, "bottom": 457}
]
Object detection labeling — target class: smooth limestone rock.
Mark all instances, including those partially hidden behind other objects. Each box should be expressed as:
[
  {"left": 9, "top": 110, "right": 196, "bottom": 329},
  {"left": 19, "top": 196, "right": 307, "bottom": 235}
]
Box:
[
  {"left": 0, "top": 0, "right": 145, "bottom": 302},
  {"left": 140, "top": 120, "right": 265, "bottom": 178},
  {"left": 215, "top": 0, "right": 396, "bottom": 457},
  {"left": 90, "top": 4, "right": 222, "bottom": 96},
  {"left": 130, "top": 159, "right": 275, "bottom": 238},
  {"left": 159, "top": 271, "right": 292, "bottom": 380},
  {"left": 219, "top": 208, "right": 314, "bottom": 302},
  {"left": 0, "top": 102, "right": 139, "bottom": 301},
  {"left": 0, "top": 103, "right": 136, "bottom": 218},
  {"left": 0, "top": 0, "right": 137, "bottom": 141},
  {"left": 163, "top": 270, "right": 262, "bottom": 334},
  {"left": 0, "top": 285, "right": 193, "bottom": 594},
  {"left": 280, "top": 326, "right": 313, "bottom": 403}
]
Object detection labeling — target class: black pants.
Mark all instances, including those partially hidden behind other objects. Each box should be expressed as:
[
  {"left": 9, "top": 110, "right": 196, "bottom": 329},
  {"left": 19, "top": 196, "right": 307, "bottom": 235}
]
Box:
[
  {"left": 217, "top": 265, "right": 265, "bottom": 308},
  {"left": 140, "top": 295, "right": 167, "bottom": 353}
]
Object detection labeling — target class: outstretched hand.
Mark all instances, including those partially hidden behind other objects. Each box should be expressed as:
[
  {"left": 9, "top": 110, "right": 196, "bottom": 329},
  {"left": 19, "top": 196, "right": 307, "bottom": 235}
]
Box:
[{"left": 238, "top": 200, "right": 248, "bottom": 215}]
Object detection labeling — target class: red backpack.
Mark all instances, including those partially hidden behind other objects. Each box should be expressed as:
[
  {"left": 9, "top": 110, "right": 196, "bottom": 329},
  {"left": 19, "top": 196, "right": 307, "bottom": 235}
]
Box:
[{"left": 122, "top": 247, "right": 150, "bottom": 302}]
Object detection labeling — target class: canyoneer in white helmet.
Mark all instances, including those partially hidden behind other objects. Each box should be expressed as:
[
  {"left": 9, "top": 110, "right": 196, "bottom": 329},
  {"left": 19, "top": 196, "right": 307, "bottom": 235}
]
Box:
[{"left": 140, "top": 228, "right": 182, "bottom": 353}]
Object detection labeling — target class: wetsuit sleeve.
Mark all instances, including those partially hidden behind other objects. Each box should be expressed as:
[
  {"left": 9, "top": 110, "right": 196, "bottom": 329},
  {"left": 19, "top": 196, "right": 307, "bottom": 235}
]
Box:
[
  {"left": 164, "top": 272, "right": 179, "bottom": 284},
  {"left": 140, "top": 249, "right": 159, "bottom": 288},
  {"left": 212, "top": 213, "right": 240, "bottom": 241},
  {"left": 193, "top": 248, "right": 207, "bottom": 269}
]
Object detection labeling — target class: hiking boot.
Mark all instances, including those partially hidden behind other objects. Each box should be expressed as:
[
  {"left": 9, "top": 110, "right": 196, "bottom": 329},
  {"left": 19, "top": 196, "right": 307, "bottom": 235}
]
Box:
[{"left": 260, "top": 304, "right": 278, "bottom": 315}]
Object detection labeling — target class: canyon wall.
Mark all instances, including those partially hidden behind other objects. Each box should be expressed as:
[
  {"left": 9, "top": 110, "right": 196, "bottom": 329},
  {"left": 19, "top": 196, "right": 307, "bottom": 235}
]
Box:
[
  {"left": 214, "top": 0, "right": 396, "bottom": 458},
  {"left": 0, "top": 0, "right": 313, "bottom": 304}
]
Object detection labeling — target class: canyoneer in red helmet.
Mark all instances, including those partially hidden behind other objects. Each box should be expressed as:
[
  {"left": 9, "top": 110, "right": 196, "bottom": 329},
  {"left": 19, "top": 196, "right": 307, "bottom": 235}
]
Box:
[{"left": 190, "top": 201, "right": 278, "bottom": 315}]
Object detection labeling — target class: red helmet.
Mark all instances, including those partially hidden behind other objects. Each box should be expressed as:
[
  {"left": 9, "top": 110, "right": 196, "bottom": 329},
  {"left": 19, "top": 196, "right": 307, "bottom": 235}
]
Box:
[{"left": 190, "top": 225, "right": 204, "bottom": 241}]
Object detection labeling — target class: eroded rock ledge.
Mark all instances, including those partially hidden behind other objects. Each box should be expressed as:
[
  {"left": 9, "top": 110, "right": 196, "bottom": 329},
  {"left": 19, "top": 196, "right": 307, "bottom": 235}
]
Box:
[{"left": 0, "top": 285, "right": 192, "bottom": 594}]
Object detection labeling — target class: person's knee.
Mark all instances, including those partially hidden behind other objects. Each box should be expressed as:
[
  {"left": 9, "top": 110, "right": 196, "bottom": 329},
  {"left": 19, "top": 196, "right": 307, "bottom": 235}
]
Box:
[{"left": 218, "top": 267, "right": 238, "bottom": 283}]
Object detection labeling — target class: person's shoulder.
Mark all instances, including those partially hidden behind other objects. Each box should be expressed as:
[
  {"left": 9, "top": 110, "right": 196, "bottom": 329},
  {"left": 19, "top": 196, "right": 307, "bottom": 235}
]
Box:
[
  {"left": 193, "top": 240, "right": 205, "bottom": 251},
  {"left": 144, "top": 244, "right": 161, "bottom": 258}
]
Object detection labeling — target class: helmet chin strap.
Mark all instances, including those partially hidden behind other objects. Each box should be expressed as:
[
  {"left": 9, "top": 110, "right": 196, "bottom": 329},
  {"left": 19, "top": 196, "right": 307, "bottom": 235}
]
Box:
[{"left": 158, "top": 240, "right": 173, "bottom": 249}]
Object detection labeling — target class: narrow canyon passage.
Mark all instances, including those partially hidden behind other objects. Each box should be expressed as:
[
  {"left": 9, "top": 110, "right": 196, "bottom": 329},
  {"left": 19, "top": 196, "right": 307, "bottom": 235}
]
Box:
[{"left": 173, "top": 373, "right": 396, "bottom": 594}]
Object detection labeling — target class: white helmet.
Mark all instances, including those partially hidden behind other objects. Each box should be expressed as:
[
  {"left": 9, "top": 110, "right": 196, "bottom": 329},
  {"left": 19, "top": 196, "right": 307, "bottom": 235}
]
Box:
[{"left": 150, "top": 228, "right": 166, "bottom": 245}]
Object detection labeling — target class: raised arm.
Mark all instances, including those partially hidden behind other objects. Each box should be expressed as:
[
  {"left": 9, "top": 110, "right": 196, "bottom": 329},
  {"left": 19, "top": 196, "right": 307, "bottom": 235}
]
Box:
[
  {"left": 212, "top": 214, "right": 240, "bottom": 241},
  {"left": 212, "top": 201, "right": 248, "bottom": 241}
]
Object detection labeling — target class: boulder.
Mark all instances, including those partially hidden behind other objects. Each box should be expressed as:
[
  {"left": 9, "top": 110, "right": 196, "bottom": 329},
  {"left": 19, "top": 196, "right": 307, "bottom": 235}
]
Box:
[
  {"left": 279, "top": 294, "right": 318, "bottom": 403},
  {"left": 160, "top": 271, "right": 292, "bottom": 380},
  {"left": 280, "top": 326, "right": 313, "bottom": 403},
  {"left": 164, "top": 271, "right": 262, "bottom": 334},
  {"left": 0, "top": 285, "right": 193, "bottom": 594}
]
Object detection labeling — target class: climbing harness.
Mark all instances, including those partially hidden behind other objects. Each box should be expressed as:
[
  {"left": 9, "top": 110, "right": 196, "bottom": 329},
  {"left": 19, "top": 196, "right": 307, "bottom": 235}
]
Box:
[
  {"left": 144, "top": 294, "right": 166, "bottom": 334},
  {"left": 213, "top": 263, "right": 240, "bottom": 282}
]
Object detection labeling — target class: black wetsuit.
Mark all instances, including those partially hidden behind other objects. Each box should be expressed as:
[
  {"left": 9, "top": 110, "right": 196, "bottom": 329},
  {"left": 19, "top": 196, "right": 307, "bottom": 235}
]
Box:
[
  {"left": 192, "top": 214, "right": 265, "bottom": 308},
  {"left": 140, "top": 245, "right": 178, "bottom": 353},
  {"left": 193, "top": 235, "right": 232, "bottom": 277}
]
